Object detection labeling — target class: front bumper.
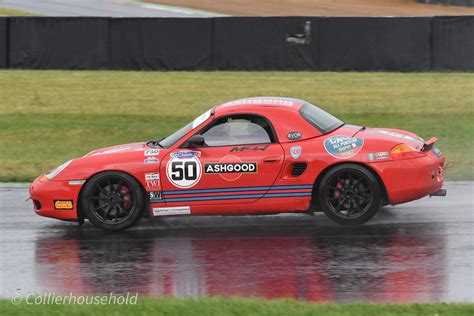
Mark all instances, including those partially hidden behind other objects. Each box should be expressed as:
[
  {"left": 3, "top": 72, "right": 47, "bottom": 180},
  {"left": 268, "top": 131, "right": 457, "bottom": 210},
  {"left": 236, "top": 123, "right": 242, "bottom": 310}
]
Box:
[
  {"left": 29, "top": 176, "right": 82, "bottom": 221},
  {"left": 370, "top": 152, "right": 445, "bottom": 205}
]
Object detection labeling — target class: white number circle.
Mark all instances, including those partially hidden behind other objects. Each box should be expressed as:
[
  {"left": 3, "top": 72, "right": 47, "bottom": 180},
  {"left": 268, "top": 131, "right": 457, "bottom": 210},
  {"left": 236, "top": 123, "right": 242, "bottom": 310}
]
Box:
[{"left": 166, "top": 157, "right": 202, "bottom": 188}]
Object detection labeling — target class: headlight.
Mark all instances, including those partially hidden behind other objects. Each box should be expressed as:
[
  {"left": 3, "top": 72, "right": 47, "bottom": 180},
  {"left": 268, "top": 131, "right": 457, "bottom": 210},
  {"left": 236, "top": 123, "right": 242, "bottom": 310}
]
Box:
[{"left": 46, "top": 160, "right": 73, "bottom": 180}]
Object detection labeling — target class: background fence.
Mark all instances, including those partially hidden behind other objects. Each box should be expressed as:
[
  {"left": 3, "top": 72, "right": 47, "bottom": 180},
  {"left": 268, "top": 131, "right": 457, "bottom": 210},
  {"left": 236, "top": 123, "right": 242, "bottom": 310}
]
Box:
[{"left": 0, "top": 16, "right": 472, "bottom": 71}]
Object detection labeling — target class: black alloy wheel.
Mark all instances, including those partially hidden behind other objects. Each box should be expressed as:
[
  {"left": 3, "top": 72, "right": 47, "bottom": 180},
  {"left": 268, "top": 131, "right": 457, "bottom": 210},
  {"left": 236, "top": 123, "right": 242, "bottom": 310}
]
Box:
[
  {"left": 82, "top": 171, "right": 145, "bottom": 231},
  {"left": 316, "top": 164, "right": 382, "bottom": 225}
]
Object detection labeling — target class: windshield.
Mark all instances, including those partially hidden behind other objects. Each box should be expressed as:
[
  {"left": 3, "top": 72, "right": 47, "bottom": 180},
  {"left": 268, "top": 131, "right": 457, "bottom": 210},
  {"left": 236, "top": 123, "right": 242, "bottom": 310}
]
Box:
[
  {"left": 299, "top": 104, "right": 344, "bottom": 134},
  {"left": 159, "top": 110, "right": 212, "bottom": 148}
]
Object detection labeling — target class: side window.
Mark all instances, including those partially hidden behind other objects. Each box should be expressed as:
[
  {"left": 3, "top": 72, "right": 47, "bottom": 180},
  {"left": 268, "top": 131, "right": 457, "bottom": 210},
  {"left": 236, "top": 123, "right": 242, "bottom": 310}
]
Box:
[{"left": 200, "top": 115, "right": 273, "bottom": 147}]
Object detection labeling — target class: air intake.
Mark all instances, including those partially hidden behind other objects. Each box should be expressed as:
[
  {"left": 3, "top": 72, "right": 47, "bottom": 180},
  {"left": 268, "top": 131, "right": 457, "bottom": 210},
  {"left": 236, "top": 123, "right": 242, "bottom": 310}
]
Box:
[
  {"left": 33, "top": 199, "right": 41, "bottom": 210},
  {"left": 291, "top": 163, "right": 307, "bottom": 177}
]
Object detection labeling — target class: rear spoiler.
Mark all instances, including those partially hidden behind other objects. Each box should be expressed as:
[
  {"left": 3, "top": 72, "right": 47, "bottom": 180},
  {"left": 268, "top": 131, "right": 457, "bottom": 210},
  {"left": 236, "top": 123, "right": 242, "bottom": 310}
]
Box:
[{"left": 421, "top": 137, "right": 438, "bottom": 152}]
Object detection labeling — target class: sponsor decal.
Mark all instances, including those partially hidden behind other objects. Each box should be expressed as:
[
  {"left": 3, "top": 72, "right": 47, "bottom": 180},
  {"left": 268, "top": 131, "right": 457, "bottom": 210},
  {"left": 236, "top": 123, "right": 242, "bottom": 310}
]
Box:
[
  {"left": 222, "top": 99, "right": 294, "bottom": 107},
  {"left": 205, "top": 162, "right": 257, "bottom": 174},
  {"left": 371, "top": 130, "right": 423, "bottom": 144},
  {"left": 367, "top": 152, "right": 390, "bottom": 161},
  {"left": 144, "top": 157, "right": 159, "bottom": 164},
  {"left": 324, "top": 136, "right": 364, "bottom": 159},
  {"left": 230, "top": 145, "right": 269, "bottom": 152},
  {"left": 146, "top": 180, "right": 161, "bottom": 192},
  {"left": 145, "top": 173, "right": 160, "bottom": 181},
  {"left": 204, "top": 155, "right": 257, "bottom": 181},
  {"left": 148, "top": 191, "right": 162, "bottom": 200},
  {"left": 145, "top": 173, "right": 161, "bottom": 191},
  {"left": 192, "top": 110, "right": 212, "bottom": 129},
  {"left": 290, "top": 146, "right": 302, "bottom": 159},
  {"left": 166, "top": 154, "right": 202, "bottom": 188},
  {"left": 153, "top": 206, "right": 191, "bottom": 216},
  {"left": 68, "top": 180, "right": 85, "bottom": 185},
  {"left": 54, "top": 200, "right": 74, "bottom": 210},
  {"left": 287, "top": 131, "right": 302, "bottom": 140},
  {"left": 144, "top": 149, "right": 160, "bottom": 156},
  {"left": 170, "top": 151, "right": 201, "bottom": 159}
]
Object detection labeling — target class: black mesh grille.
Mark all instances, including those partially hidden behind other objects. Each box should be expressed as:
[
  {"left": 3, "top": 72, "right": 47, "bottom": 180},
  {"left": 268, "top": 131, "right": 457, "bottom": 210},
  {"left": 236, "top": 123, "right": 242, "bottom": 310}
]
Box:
[
  {"left": 33, "top": 199, "right": 41, "bottom": 210},
  {"left": 291, "top": 163, "right": 307, "bottom": 177}
]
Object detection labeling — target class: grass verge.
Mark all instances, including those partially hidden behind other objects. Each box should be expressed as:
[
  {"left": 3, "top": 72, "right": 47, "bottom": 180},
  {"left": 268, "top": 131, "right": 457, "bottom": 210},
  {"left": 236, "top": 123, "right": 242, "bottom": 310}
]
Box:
[
  {"left": 0, "top": 70, "right": 472, "bottom": 182},
  {"left": 1, "top": 297, "right": 474, "bottom": 316},
  {"left": 0, "top": 8, "right": 36, "bottom": 16}
]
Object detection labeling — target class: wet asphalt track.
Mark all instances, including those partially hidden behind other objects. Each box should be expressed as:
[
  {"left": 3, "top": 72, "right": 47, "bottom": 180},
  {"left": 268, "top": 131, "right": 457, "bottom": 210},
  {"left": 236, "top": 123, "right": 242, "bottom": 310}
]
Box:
[{"left": 0, "top": 182, "right": 473, "bottom": 303}]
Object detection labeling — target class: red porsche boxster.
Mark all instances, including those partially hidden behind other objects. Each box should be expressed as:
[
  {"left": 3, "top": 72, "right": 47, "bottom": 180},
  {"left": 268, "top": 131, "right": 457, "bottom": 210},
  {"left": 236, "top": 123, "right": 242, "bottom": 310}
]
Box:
[{"left": 29, "top": 97, "right": 446, "bottom": 231}]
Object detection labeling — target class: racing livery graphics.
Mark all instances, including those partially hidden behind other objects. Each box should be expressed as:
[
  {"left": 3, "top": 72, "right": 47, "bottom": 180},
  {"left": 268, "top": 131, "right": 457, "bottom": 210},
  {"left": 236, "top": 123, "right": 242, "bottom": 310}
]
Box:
[
  {"left": 29, "top": 97, "right": 446, "bottom": 231},
  {"left": 166, "top": 152, "right": 202, "bottom": 189},
  {"left": 153, "top": 206, "right": 191, "bottom": 216},
  {"left": 144, "top": 149, "right": 160, "bottom": 156},
  {"left": 287, "top": 131, "right": 302, "bottom": 140},
  {"left": 324, "top": 136, "right": 364, "bottom": 159},
  {"left": 204, "top": 155, "right": 257, "bottom": 181},
  {"left": 54, "top": 200, "right": 74, "bottom": 210},
  {"left": 204, "top": 162, "right": 257, "bottom": 174},
  {"left": 290, "top": 146, "right": 302, "bottom": 159},
  {"left": 145, "top": 173, "right": 161, "bottom": 192}
]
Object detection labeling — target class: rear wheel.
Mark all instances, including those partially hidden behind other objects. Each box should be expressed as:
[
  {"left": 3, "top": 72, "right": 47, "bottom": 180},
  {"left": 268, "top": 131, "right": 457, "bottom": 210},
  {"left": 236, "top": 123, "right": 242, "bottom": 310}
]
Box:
[
  {"left": 82, "top": 171, "right": 145, "bottom": 231},
  {"left": 316, "top": 164, "right": 382, "bottom": 225}
]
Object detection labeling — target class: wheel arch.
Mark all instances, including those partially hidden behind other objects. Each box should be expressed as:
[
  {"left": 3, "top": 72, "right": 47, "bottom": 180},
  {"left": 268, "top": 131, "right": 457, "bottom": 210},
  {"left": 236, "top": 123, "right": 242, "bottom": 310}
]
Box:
[
  {"left": 310, "top": 161, "right": 389, "bottom": 212},
  {"left": 76, "top": 169, "right": 147, "bottom": 222}
]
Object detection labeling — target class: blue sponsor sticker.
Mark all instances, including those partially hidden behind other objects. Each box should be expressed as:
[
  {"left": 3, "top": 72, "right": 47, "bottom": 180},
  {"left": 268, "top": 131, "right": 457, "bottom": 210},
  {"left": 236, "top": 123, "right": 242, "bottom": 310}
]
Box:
[
  {"left": 290, "top": 146, "right": 302, "bottom": 159},
  {"left": 324, "top": 136, "right": 364, "bottom": 159},
  {"left": 144, "top": 157, "right": 159, "bottom": 164}
]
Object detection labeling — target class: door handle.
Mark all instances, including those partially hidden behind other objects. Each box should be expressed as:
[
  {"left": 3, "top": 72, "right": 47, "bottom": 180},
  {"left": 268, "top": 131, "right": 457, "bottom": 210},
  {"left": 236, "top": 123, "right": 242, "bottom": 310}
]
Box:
[{"left": 263, "top": 156, "right": 281, "bottom": 163}]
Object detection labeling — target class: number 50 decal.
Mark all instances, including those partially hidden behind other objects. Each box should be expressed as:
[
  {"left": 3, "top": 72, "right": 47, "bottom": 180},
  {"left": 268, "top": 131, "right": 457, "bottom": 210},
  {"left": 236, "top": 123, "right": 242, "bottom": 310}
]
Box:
[{"left": 166, "top": 155, "right": 202, "bottom": 188}]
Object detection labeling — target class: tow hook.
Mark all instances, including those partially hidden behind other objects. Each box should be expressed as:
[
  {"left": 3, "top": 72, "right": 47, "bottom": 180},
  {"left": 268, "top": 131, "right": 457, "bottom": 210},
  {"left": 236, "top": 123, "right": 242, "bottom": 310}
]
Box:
[{"left": 430, "top": 189, "right": 447, "bottom": 197}]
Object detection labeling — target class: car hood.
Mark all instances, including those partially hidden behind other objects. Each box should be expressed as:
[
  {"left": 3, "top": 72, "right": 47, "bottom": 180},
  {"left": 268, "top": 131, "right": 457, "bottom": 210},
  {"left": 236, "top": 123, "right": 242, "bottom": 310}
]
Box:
[
  {"left": 51, "top": 141, "right": 163, "bottom": 181},
  {"left": 84, "top": 142, "right": 147, "bottom": 157}
]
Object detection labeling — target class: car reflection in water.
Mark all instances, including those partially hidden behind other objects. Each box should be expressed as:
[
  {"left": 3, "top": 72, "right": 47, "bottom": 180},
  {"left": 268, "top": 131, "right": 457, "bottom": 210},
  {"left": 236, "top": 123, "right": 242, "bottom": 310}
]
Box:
[{"left": 34, "top": 217, "right": 446, "bottom": 303}]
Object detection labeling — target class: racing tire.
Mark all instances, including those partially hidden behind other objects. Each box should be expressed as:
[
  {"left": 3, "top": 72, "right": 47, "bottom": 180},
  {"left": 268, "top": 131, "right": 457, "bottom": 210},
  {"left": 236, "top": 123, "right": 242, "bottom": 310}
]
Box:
[
  {"left": 82, "top": 171, "right": 145, "bottom": 231},
  {"left": 316, "top": 164, "right": 382, "bottom": 225}
]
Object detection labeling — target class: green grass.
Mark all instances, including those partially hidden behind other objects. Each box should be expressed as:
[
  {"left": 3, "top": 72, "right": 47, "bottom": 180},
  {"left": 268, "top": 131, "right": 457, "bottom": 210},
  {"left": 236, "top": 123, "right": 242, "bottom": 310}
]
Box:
[
  {"left": 0, "top": 70, "right": 472, "bottom": 182},
  {"left": 0, "top": 7, "right": 36, "bottom": 16},
  {"left": 0, "top": 297, "right": 473, "bottom": 316}
]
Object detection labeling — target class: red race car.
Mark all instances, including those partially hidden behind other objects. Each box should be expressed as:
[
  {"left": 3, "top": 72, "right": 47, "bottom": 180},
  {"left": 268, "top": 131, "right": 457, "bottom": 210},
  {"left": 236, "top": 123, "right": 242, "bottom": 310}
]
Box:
[{"left": 30, "top": 97, "right": 446, "bottom": 231}]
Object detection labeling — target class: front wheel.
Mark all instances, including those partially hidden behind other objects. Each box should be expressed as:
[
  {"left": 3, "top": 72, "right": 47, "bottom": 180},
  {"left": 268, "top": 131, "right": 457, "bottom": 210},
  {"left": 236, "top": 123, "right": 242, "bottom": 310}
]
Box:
[
  {"left": 316, "top": 164, "right": 382, "bottom": 225},
  {"left": 82, "top": 171, "right": 145, "bottom": 231}
]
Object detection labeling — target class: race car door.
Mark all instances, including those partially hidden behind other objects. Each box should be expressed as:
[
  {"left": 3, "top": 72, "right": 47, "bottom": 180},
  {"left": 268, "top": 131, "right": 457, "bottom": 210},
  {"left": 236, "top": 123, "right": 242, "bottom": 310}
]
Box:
[{"left": 160, "top": 114, "right": 284, "bottom": 206}]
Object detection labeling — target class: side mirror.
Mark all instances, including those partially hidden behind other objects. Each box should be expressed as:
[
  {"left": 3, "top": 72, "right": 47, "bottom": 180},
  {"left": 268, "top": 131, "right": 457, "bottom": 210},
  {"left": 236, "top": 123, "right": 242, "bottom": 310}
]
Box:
[{"left": 187, "top": 135, "right": 205, "bottom": 148}]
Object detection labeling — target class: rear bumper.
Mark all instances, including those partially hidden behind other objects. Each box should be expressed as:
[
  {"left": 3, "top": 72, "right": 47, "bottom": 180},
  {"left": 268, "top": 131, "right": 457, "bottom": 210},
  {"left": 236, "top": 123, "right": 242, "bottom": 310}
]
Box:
[
  {"left": 29, "top": 176, "right": 81, "bottom": 221},
  {"left": 370, "top": 152, "right": 445, "bottom": 205}
]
